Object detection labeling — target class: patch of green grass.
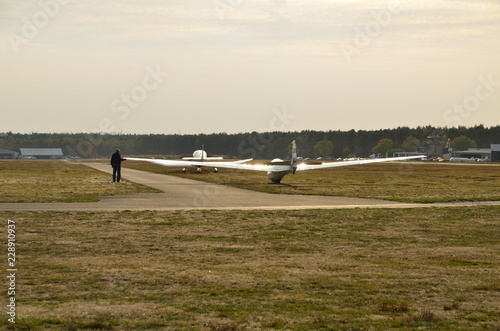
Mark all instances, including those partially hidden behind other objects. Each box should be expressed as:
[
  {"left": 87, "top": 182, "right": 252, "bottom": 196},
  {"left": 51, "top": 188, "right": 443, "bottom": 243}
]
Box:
[{"left": 2, "top": 207, "right": 499, "bottom": 329}]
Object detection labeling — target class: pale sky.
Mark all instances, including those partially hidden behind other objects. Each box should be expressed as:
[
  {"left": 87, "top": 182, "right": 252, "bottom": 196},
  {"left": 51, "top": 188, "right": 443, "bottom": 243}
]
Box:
[{"left": 1, "top": 0, "right": 499, "bottom": 134}]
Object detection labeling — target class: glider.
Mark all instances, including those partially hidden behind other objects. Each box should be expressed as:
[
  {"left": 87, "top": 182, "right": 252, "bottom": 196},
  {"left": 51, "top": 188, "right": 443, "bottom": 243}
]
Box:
[{"left": 128, "top": 140, "right": 425, "bottom": 183}]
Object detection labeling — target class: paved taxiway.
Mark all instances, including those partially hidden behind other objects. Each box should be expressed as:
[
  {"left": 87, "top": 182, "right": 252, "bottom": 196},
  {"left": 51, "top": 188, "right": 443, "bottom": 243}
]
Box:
[{"left": 1, "top": 162, "right": 499, "bottom": 211}]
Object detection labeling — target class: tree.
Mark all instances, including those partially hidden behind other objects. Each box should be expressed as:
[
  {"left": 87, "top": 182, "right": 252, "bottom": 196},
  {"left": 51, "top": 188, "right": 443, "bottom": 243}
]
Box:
[
  {"left": 3, "top": 125, "right": 498, "bottom": 158},
  {"left": 372, "top": 138, "right": 396, "bottom": 156},
  {"left": 451, "top": 136, "right": 477, "bottom": 151},
  {"left": 313, "top": 140, "right": 333, "bottom": 158},
  {"left": 402, "top": 136, "right": 420, "bottom": 152}
]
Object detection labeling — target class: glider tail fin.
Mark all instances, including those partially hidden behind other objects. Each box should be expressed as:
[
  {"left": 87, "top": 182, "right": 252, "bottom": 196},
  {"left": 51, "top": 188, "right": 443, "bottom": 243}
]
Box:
[{"left": 291, "top": 140, "right": 297, "bottom": 174}]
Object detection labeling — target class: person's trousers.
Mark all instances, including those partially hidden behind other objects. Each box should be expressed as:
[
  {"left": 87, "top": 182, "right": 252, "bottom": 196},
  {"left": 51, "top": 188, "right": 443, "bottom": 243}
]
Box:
[{"left": 112, "top": 164, "right": 121, "bottom": 182}]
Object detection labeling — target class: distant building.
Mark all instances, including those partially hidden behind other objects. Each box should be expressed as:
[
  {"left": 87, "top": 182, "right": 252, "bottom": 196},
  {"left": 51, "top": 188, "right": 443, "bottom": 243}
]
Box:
[
  {"left": 492, "top": 144, "right": 500, "bottom": 162},
  {"left": 0, "top": 149, "right": 17, "bottom": 159},
  {"left": 451, "top": 148, "right": 491, "bottom": 161},
  {"left": 20, "top": 148, "right": 64, "bottom": 159},
  {"left": 450, "top": 144, "right": 500, "bottom": 162}
]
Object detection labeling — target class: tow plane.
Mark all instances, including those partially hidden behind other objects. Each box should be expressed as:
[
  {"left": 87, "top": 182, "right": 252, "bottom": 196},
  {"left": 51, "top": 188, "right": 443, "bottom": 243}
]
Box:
[{"left": 128, "top": 141, "right": 425, "bottom": 183}]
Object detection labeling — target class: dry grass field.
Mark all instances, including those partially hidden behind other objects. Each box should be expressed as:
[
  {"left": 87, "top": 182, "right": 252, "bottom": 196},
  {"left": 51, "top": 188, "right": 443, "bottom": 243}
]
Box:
[
  {"left": 1, "top": 207, "right": 498, "bottom": 330},
  {"left": 124, "top": 161, "right": 500, "bottom": 203},
  {"left": 0, "top": 160, "right": 161, "bottom": 202},
  {"left": 1, "top": 159, "right": 498, "bottom": 329}
]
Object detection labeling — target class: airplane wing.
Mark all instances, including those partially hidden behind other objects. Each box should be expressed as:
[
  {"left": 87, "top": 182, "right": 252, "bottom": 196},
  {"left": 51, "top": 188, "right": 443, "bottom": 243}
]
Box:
[
  {"left": 196, "top": 155, "right": 425, "bottom": 172},
  {"left": 192, "top": 154, "right": 425, "bottom": 185},
  {"left": 179, "top": 150, "right": 425, "bottom": 172},
  {"left": 192, "top": 161, "right": 273, "bottom": 172},
  {"left": 295, "top": 155, "right": 425, "bottom": 171},
  {"left": 126, "top": 157, "right": 252, "bottom": 168},
  {"left": 126, "top": 158, "right": 196, "bottom": 168}
]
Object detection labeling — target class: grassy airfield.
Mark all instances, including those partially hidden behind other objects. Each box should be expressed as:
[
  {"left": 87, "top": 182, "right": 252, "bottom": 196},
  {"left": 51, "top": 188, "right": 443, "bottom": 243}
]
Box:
[
  {"left": 1, "top": 160, "right": 499, "bottom": 329},
  {"left": 0, "top": 160, "right": 160, "bottom": 203},
  {"left": 2, "top": 159, "right": 498, "bottom": 204},
  {"left": 1, "top": 208, "right": 498, "bottom": 330},
  {"left": 124, "top": 161, "right": 500, "bottom": 203}
]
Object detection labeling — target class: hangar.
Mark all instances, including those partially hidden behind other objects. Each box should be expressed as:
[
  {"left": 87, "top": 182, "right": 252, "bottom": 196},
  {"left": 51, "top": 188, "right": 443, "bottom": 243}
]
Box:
[
  {"left": 0, "top": 149, "right": 17, "bottom": 159},
  {"left": 20, "top": 148, "right": 64, "bottom": 159},
  {"left": 451, "top": 144, "right": 500, "bottom": 162},
  {"left": 492, "top": 144, "right": 500, "bottom": 162},
  {"left": 452, "top": 148, "right": 491, "bottom": 161}
]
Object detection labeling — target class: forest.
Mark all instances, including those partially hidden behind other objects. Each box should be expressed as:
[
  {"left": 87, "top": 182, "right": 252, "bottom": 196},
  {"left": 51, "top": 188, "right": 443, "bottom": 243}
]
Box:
[{"left": 0, "top": 125, "right": 498, "bottom": 159}]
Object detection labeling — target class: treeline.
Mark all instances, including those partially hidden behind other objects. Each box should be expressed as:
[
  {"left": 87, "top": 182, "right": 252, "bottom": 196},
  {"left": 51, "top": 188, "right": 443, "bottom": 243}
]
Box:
[{"left": 0, "top": 125, "right": 498, "bottom": 159}]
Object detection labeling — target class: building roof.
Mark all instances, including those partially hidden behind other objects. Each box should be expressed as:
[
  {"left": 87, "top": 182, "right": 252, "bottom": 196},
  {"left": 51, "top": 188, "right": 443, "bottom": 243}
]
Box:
[
  {"left": 0, "top": 149, "right": 16, "bottom": 154},
  {"left": 20, "top": 148, "right": 63, "bottom": 156}
]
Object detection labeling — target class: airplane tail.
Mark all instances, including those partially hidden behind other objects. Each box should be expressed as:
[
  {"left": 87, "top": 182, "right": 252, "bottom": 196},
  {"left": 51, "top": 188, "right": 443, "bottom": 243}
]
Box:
[{"left": 291, "top": 140, "right": 297, "bottom": 174}]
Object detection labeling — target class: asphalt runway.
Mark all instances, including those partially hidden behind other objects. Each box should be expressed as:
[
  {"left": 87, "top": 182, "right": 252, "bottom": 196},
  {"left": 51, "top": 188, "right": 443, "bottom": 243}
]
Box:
[{"left": 1, "top": 162, "right": 499, "bottom": 211}]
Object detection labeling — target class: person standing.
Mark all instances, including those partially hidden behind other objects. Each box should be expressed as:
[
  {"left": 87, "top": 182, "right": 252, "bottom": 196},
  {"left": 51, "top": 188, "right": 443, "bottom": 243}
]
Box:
[{"left": 110, "top": 149, "right": 126, "bottom": 182}]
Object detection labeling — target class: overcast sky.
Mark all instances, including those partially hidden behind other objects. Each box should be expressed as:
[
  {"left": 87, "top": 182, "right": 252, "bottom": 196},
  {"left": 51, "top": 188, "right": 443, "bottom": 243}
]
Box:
[{"left": 1, "top": 0, "right": 499, "bottom": 134}]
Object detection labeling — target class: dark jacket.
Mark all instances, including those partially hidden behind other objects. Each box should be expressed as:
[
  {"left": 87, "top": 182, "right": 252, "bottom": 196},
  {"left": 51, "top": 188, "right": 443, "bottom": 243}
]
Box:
[{"left": 110, "top": 152, "right": 125, "bottom": 166}]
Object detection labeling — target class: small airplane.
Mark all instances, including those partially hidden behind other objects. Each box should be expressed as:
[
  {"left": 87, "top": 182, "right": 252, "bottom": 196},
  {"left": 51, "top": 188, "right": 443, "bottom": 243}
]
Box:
[
  {"left": 128, "top": 140, "right": 425, "bottom": 183},
  {"left": 181, "top": 147, "right": 222, "bottom": 161},
  {"left": 127, "top": 145, "right": 250, "bottom": 173}
]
